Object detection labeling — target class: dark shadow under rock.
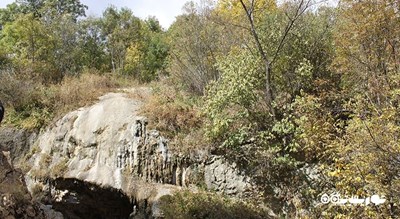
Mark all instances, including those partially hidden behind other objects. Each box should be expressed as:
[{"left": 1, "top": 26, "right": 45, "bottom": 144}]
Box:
[{"left": 50, "top": 178, "right": 134, "bottom": 219}]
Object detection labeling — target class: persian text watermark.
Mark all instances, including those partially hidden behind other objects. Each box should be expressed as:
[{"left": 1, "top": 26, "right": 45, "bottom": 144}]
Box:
[{"left": 320, "top": 193, "right": 386, "bottom": 205}]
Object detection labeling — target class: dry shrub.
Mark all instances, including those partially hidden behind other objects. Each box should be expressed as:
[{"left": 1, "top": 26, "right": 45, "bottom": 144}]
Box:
[
  {"left": 0, "top": 72, "right": 51, "bottom": 129},
  {"left": 54, "top": 73, "right": 117, "bottom": 112},
  {"left": 50, "top": 158, "right": 68, "bottom": 178},
  {"left": 170, "top": 129, "right": 207, "bottom": 156},
  {"left": 0, "top": 73, "right": 42, "bottom": 113},
  {"left": 159, "top": 190, "right": 272, "bottom": 219},
  {"left": 53, "top": 70, "right": 140, "bottom": 116},
  {"left": 141, "top": 82, "right": 208, "bottom": 154},
  {"left": 0, "top": 69, "right": 137, "bottom": 129},
  {"left": 141, "top": 83, "right": 202, "bottom": 138}
]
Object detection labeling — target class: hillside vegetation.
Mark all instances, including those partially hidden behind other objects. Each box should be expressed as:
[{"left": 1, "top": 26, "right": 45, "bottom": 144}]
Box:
[{"left": 0, "top": 0, "right": 399, "bottom": 218}]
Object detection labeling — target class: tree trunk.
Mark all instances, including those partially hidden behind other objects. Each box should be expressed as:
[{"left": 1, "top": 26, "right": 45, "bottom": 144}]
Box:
[
  {"left": 240, "top": 0, "right": 275, "bottom": 117},
  {"left": 265, "top": 61, "right": 275, "bottom": 116}
]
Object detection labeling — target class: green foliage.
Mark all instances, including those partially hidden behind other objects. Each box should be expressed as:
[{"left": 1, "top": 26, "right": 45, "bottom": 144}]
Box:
[
  {"left": 0, "top": 0, "right": 398, "bottom": 218},
  {"left": 0, "top": 2, "right": 168, "bottom": 83},
  {"left": 18, "top": 0, "right": 87, "bottom": 20},
  {"left": 78, "top": 17, "right": 109, "bottom": 71},
  {"left": 102, "top": 6, "right": 142, "bottom": 74},
  {"left": 124, "top": 18, "right": 169, "bottom": 82},
  {"left": 0, "top": 2, "right": 23, "bottom": 26},
  {"left": 257, "top": 6, "right": 335, "bottom": 97},
  {"left": 0, "top": 13, "right": 50, "bottom": 72},
  {"left": 197, "top": 3, "right": 340, "bottom": 216},
  {"left": 0, "top": 12, "right": 85, "bottom": 82},
  {"left": 203, "top": 49, "right": 263, "bottom": 144}
]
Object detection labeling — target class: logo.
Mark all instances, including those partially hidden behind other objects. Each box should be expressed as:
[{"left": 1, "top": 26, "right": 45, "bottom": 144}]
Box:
[{"left": 320, "top": 193, "right": 386, "bottom": 205}]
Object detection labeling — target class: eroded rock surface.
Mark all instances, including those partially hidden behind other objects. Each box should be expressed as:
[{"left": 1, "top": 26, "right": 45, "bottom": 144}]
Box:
[
  {"left": 23, "top": 90, "right": 253, "bottom": 218},
  {"left": 205, "top": 156, "right": 252, "bottom": 196}
]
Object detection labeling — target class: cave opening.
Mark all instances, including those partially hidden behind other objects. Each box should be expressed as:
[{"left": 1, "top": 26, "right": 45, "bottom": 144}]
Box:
[{"left": 50, "top": 178, "right": 134, "bottom": 219}]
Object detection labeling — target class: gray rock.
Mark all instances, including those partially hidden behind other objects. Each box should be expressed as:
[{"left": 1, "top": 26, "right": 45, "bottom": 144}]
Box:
[
  {"left": 22, "top": 90, "right": 253, "bottom": 217},
  {"left": 0, "top": 127, "right": 37, "bottom": 162},
  {"left": 204, "top": 156, "right": 252, "bottom": 196}
]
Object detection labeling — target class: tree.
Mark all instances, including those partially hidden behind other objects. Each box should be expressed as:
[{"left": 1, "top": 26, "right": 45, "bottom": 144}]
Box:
[
  {"left": 0, "top": 2, "right": 23, "bottom": 29},
  {"left": 18, "top": 0, "right": 87, "bottom": 20},
  {"left": 78, "top": 16, "right": 109, "bottom": 71},
  {"left": 334, "top": 0, "right": 399, "bottom": 106},
  {"left": 0, "top": 0, "right": 88, "bottom": 81},
  {"left": 202, "top": 1, "right": 337, "bottom": 215},
  {"left": 236, "top": 0, "right": 313, "bottom": 116},
  {"left": 46, "top": 14, "right": 82, "bottom": 77},
  {"left": 145, "top": 16, "right": 163, "bottom": 32},
  {"left": 0, "top": 13, "right": 51, "bottom": 76},
  {"left": 167, "top": 1, "right": 234, "bottom": 94},
  {"left": 321, "top": 0, "right": 400, "bottom": 217},
  {"left": 139, "top": 28, "right": 169, "bottom": 81},
  {"left": 102, "top": 6, "right": 141, "bottom": 74},
  {"left": 124, "top": 17, "right": 169, "bottom": 82}
]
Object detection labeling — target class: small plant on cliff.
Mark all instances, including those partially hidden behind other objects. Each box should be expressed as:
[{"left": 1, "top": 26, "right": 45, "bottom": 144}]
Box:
[
  {"left": 50, "top": 158, "right": 69, "bottom": 178},
  {"left": 30, "top": 153, "right": 52, "bottom": 180}
]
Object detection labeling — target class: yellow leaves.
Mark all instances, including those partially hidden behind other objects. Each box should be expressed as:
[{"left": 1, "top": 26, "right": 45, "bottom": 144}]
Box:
[
  {"left": 325, "top": 104, "right": 400, "bottom": 218},
  {"left": 124, "top": 42, "right": 142, "bottom": 73},
  {"left": 329, "top": 170, "right": 340, "bottom": 177},
  {"left": 215, "top": 0, "right": 277, "bottom": 23},
  {"left": 334, "top": 0, "right": 400, "bottom": 98}
]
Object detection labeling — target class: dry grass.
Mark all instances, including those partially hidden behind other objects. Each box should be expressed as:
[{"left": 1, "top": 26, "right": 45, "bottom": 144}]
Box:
[
  {"left": 0, "top": 70, "right": 138, "bottom": 129},
  {"left": 50, "top": 158, "right": 68, "bottom": 178},
  {"left": 141, "top": 82, "right": 202, "bottom": 137},
  {"left": 159, "top": 190, "right": 272, "bottom": 219},
  {"left": 50, "top": 73, "right": 118, "bottom": 116},
  {"left": 140, "top": 81, "right": 209, "bottom": 154}
]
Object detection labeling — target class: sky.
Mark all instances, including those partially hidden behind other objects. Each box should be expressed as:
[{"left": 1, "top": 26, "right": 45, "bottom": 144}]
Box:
[
  {"left": 0, "top": 0, "right": 196, "bottom": 28},
  {"left": 0, "top": 0, "right": 339, "bottom": 28}
]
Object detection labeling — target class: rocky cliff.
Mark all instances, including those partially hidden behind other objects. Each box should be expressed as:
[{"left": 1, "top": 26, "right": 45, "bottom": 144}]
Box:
[
  {"left": 0, "top": 151, "right": 46, "bottom": 219},
  {"left": 16, "top": 89, "right": 254, "bottom": 218}
]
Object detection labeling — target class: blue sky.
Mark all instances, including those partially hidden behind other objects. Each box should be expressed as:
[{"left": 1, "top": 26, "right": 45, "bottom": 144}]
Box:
[{"left": 0, "top": 0, "right": 197, "bottom": 28}]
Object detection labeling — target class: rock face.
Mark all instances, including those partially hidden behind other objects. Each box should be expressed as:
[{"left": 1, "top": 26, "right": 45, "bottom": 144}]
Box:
[
  {"left": 0, "top": 127, "right": 37, "bottom": 162},
  {"left": 24, "top": 90, "right": 253, "bottom": 217},
  {"left": 0, "top": 151, "right": 45, "bottom": 219},
  {"left": 204, "top": 156, "right": 252, "bottom": 196}
]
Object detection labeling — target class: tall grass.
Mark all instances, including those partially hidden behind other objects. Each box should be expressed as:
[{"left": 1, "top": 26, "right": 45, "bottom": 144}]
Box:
[{"left": 0, "top": 70, "right": 137, "bottom": 130}]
